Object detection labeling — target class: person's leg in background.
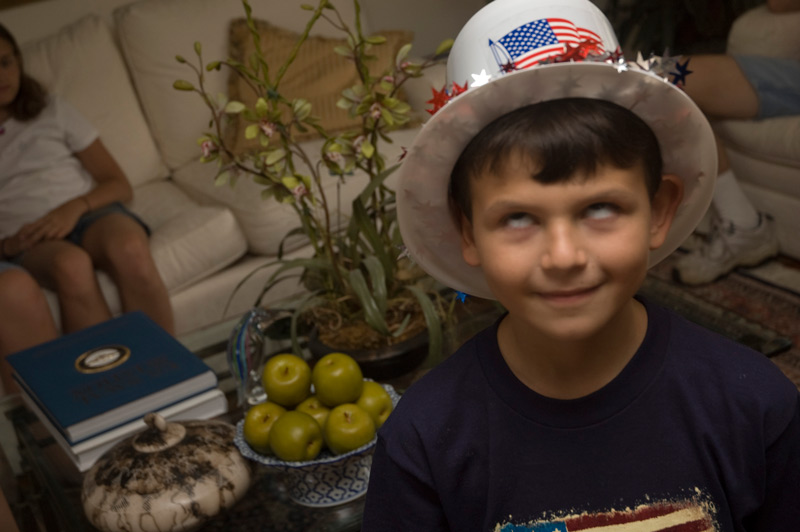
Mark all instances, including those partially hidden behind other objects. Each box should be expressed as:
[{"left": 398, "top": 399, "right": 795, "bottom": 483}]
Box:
[
  {"left": 81, "top": 213, "right": 174, "bottom": 334},
  {"left": 0, "top": 264, "right": 58, "bottom": 394},
  {"left": 673, "top": 54, "right": 786, "bottom": 284}
]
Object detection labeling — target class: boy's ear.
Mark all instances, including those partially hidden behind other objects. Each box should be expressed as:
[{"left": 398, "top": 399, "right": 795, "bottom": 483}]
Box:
[
  {"left": 459, "top": 215, "right": 481, "bottom": 267},
  {"left": 649, "top": 174, "right": 684, "bottom": 250}
]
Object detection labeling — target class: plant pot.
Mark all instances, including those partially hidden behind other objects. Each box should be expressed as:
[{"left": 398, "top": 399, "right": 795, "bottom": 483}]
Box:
[{"left": 307, "top": 328, "right": 429, "bottom": 381}]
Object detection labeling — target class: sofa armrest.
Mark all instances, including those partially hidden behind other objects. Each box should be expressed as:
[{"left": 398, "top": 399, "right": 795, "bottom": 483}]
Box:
[{"left": 726, "top": 5, "right": 800, "bottom": 58}]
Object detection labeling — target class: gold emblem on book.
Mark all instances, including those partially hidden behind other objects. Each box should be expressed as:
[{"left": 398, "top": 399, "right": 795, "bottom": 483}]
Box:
[{"left": 75, "top": 345, "right": 131, "bottom": 374}]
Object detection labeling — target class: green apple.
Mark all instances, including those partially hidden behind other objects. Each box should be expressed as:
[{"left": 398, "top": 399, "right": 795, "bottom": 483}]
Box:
[
  {"left": 295, "top": 395, "right": 331, "bottom": 431},
  {"left": 262, "top": 353, "right": 312, "bottom": 408},
  {"left": 242, "top": 401, "right": 286, "bottom": 454},
  {"left": 311, "top": 352, "right": 364, "bottom": 407},
  {"left": 269, "top": 410, "right": 324, "bottom": 462},
  {"left": 356, "top": 381, "right": 393, "bottom": 428},
  {"left": 323, "top": 403, "right": 376, "bottom": 455}
]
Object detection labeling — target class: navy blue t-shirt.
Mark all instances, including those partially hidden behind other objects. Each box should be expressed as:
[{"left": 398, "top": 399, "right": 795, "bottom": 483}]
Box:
[{"left": 362, "top": 299, "right": 800, "bottom": 531}]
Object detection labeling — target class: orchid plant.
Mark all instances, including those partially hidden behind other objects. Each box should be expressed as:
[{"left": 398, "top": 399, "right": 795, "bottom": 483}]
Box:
[{"left": 174, "top": 0, "right": 454, "bottom": 358}]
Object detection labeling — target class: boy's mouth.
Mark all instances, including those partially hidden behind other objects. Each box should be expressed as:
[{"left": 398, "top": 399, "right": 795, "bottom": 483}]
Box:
[{"left": 537, "top": 286, "right": 599, "bottom": 304}]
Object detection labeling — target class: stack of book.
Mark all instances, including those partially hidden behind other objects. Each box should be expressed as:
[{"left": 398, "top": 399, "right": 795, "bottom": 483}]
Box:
[{"left": 7, "top": 311, "right": 227, "bottom": 472}]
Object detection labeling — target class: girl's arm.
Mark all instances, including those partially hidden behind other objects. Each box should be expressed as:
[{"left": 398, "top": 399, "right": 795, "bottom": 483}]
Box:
[{"left": 13, "top": 139, "right": 132, "bottom": 247}]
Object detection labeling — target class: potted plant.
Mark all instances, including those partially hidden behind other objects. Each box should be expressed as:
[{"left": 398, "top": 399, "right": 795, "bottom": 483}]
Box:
[{"left": 174, "top": 0, "right": 455, "bottom": 376}]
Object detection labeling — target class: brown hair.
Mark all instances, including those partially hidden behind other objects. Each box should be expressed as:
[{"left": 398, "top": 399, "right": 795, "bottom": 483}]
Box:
[
  {"left": 0, "top": 23, "right": 47, "bottom": 121},
  {"left": 449, "top": 98, "right": 663, "bottom": 223}
]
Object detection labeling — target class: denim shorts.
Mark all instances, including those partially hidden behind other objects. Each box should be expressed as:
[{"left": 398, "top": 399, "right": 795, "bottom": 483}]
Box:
[
  {"left": 6, "top": 202, "right": 150, "bottom": 264},
  {"left": 0, "top": 261, "right": 20, "bottom": 274},
  {"left": 733, "top": 55, "right": 800, "bottom": 119},
  {"left": 66, "top": 201, "right": 150, "bottom": 246}
]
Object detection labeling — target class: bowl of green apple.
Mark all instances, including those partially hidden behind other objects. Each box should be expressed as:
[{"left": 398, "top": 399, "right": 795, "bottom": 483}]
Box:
[{"left": 233, "top": 352, "right": 399, "bottom": 507}]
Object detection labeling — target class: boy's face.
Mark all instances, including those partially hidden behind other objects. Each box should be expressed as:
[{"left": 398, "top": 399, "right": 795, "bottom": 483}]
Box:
[{"left": 460, "top": 154, "right": 679, "bottom": 342}]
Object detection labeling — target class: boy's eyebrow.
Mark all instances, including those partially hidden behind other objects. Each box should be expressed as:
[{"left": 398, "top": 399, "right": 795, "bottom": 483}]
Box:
[{"left": 484, "top": 186, "right": 639, "bottom": 211}]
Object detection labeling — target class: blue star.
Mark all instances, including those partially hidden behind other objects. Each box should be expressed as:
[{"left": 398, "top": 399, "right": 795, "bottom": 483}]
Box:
[
  {"left": 670, "top": 58, "right": 693, "bottom": 86},
  {"left": 456, "top": 291, "right": 468, "bottom": 303}
]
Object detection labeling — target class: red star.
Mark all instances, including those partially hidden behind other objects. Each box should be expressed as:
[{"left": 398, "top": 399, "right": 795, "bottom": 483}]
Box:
[
  {"left": 426, "top": 85, "right": 451, "bottom": 115},
  {"left": 500, "top": 61, "right": 516, "bottom": 73},
  {"left": 451, "top": 81, "right": 468, "bottom": 96}
]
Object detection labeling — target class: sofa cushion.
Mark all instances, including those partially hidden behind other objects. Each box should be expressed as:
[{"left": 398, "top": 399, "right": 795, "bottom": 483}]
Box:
[
  {"left": 113, "top": 0, "right": 362, "bottom": 172},
  {"left": 715, "top": 117, "right": 800, "bottom": 169},
  {"left": 226, "top": 18, "right": 413, "bottom": 152},
  {"left": 20, "top": 15, "right": 168, "bottom": 188},
  {"left": 129, "top": 181, "right": 248, "bottom": 293},
  {"left": 172, "top": 127, "right": 420, "bottom": 256}
]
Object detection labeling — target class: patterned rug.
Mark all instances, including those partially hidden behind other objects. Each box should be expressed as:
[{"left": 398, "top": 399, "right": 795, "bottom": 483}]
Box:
[{"left": 643, "top": 254, "right": 800, "bottom": 390}]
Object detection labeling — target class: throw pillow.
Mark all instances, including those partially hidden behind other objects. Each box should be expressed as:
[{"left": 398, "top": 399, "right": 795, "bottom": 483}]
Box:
[{"left": 226, "top": 18, "right": 413, "bottom": 154}]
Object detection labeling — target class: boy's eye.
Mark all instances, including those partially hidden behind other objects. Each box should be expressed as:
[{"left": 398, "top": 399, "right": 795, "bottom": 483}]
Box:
[
  {"left": 504, "top": 212, "right": 535, "bottom": 229},
  {"left": 584, "top": 203, "right": 618, "bottom": 220}
]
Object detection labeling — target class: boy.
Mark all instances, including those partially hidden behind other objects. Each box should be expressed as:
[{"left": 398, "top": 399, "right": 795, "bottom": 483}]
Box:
[{"left": 362, "top": 0, "right": 800, "bottom": 530}]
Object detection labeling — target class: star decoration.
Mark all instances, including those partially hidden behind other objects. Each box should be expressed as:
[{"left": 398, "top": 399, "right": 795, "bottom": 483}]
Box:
[
  {"left": 614, "top": 58, "right": 629, "bottom": 73},
  {"left": 635, "top": 51, "right": 656, "bottom": 71},
  {"left": 670, "top": 58, "right": 693, "bottom": 87},
  {"left": 398, "top": 146, "right": 408, "bottom": 161},
  {"left": 450, "top": 81, "right": 468, "bottom": 97},
  {"left": 470, "top": 69, "right": 492, "bottom": 87},
  {"left": 456, "top": 291, "right": 468, "bottom": 303},
  {"left": 426, "top": 85, "right": 451, "bottom": 115},
  {"left": 500, "top": 61, "right": 517, "bottom": 73}
]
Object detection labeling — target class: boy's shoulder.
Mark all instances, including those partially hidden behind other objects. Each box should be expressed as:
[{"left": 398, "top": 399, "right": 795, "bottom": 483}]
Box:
[{"left": 651, "top": 300, "right": 798, "bottom": 433}]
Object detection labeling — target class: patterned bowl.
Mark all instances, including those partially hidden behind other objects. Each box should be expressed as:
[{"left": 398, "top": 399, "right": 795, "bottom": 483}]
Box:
[{"left": 234, "top": 383, "right": 400, "bottom": 507}]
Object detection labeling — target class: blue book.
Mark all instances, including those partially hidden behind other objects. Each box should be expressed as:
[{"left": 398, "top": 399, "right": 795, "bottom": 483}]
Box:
[{"left": 7, "top": 311, "right": 218, "bottom": 445}]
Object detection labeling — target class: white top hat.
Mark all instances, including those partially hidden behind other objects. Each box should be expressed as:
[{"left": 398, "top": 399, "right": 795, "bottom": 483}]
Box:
[{"left": 396, "top": 0, "right": 717, "bottom": 299}]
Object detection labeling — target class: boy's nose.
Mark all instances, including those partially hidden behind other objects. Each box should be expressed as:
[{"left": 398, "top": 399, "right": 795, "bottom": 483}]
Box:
[{"left": 540, "top": 224, "right": 588, "bottom": 270}]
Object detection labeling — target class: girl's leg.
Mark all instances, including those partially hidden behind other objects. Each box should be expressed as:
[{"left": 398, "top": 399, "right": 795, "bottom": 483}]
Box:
[
  {"left": 21, "top": 240, "right": 112, "bottom": 332},
  {"left": 0, "top": 268, "right": 58, "bottom": 394},
  {"left": 81, "top": 214, "right": 174, "bottom": 334}
]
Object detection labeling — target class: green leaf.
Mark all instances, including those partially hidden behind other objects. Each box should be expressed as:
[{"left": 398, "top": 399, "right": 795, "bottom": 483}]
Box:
[
  {"left": 351, "top": 197, "right": 394, "bottom": 279},
  {"left": 380, "top": 107, "right": 394, "bottom": 126},
  {"left": 265, "top": 148, "right": 287, "bottom": 166},
  {"left": 333, "top": 45, "right": 351, "bottom": 57},
  {"left": 336, "top": 97, "right": 352, "bottom": 110},
  {"left": 406, "top": 285, "right": 443, "bottom": 368},
  {"left": 205, "top": 60, "right": 222, "bottom": 71},
  {"left": 362, "top": 255, "right": 387, "bottom": 314},
  {"left": 172, "top": 80, "right": 195, "bottom": 91},
  {"left": 396, "top": 43, "right": 412, "bottom": 64},
  {"left": 214, "top": 170, "right": 230, "bottom": 187},
  {"left": 255, "top": 97, "right": 269, "bottom": 115},
  {"left": 245, "top": 123, "right": 260, "bottom": 140},
  {"left": 193, "top": 41, "right": 202, "bottom": 55},
  {"left": 175, "top": 55, "right": 187, "bottom": 64},
  {"left": 225, "top": 101, "right": 247, "bottom": 114},
  {"left": 360, "top": 139, "right": 375, "bottom": 159},
  {"left": 348, "top": 269, "right": 389, "bottom": 335},
  {"left": 366, "top": 35, "right": 387, "bottom": 45},
  {"left": 435, "top": 38, "right": 454, "bottom": 57}
]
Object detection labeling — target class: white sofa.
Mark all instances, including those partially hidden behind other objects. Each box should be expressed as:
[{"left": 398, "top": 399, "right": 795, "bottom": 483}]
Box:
[
  {"left": 715, "top": 5, "right": 800, "bottom": 259},
  {"left": 0, "top": 0, "right": 475, "bottom": 336}
]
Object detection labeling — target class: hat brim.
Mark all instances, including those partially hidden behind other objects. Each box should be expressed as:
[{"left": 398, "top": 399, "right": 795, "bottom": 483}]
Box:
[{"left": 397, "top": 62, "right": 717, "bottom": 299}]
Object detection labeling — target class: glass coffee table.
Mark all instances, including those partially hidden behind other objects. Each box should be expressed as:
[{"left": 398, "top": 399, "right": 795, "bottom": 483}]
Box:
[{"left": 0, "top": 298, "right": 503, "bottom": 531}]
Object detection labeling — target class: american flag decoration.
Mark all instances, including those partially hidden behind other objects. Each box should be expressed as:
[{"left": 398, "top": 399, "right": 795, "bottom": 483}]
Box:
[
  {"left": 491, "top": 18, "right": 604, "bottom": 71},
  {"left": 498, "top": 500, "right": 715, "bottom": 532}
]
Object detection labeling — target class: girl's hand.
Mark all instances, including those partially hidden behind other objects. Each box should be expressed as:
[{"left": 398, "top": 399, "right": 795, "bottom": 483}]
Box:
[{"left": 16, "top": 199, "right": 87, "bottom": 245}]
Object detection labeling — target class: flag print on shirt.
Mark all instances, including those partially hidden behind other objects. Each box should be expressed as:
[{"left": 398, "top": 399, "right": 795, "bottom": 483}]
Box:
[
  {"left": 498, "top": 499, "right": 716, "bottom": 532},
  {"left": 490, "top": 18, "right": 603, "bottom": 71}
]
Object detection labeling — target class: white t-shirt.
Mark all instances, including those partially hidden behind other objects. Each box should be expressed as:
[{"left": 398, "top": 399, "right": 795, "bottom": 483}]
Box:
[{"left": 0, "top": 96, "right": 99, "bottom": 238}]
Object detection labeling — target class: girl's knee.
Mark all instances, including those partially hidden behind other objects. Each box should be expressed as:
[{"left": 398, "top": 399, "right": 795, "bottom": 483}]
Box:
[
  {"left": 104, "top": 233, "right": 157, "bottom": 279},
  {"left": 50, "top": 247, "right": 96, "bottom": 291}
]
